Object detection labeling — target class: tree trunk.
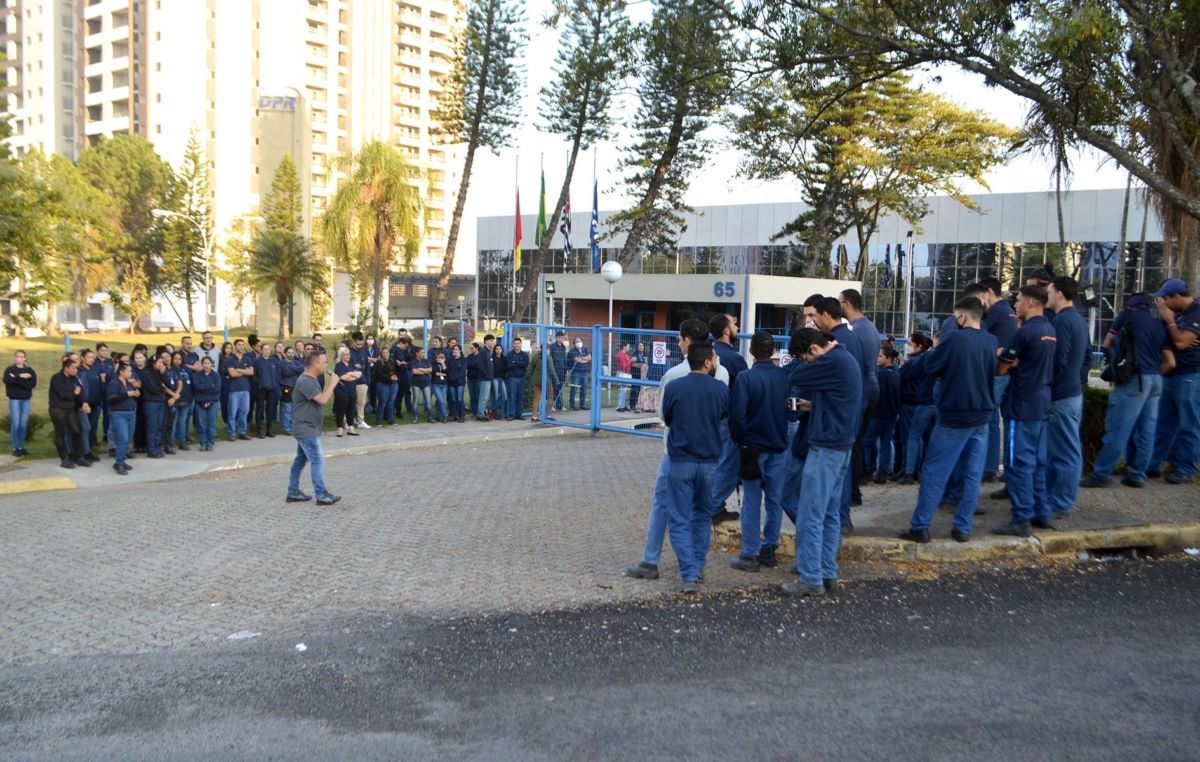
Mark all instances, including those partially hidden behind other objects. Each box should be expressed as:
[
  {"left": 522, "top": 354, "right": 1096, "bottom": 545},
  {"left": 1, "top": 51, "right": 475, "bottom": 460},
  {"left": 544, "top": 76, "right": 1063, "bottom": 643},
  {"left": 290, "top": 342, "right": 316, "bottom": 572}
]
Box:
[
  {"left": 373, "top": 217, "right": 385, "bottom": 335},
  {"left": 278, "top": 295, "right": 289, "bottom": 342},
  {"left": 1115, "top": 171, "right": 1133, "bottom": 312},
  {"left": 616, "top": 99, "right": 689, "bottom": 268},
  {"left": 185, "top": 281, "right": 195, "bottom": 332},
  {"left": 804, "top": 174, "right": 846, "bottom": 278},
  {"left": 510, "top": 130, "right": 587, "bottom": 324},
  {"left": 1055, "top": 170, "right": 1068, "bottom": 275}
]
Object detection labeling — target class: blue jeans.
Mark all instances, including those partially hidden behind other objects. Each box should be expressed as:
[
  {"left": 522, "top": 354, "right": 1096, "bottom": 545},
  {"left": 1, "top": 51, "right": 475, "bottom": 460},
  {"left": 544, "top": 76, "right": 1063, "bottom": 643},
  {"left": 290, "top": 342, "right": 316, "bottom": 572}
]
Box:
[
  {"left": 641, "top": 454, "right": 671, "bottom": 566},
  {"left": 905, "top": 405, "right": 937, "bottom": 473},
  {"left": 908, "top": 423, "right": 988, "bottom": 534},
  {"left": 506, "top": 377, "right": 525, "bottom": 418},
  {"left": 474, "top": 378, "right": 491, "bottom": 418},
  {"left": 1152, "top": 372, "right": 1200, "bottom": 478},
  {"left": 1045, "top": 395, "right": 1084, "bottom": 515},
  {"left": 413, "top": 386, "right": 433, "bottom": 419},
  {"left": 220, "top": 376, "right": 231, "bottom": 430},
  {"left": 467, "top": 378, "right": 481, "bottom": 415},
  {"left": 795, "top": 445, "right": 851, "bottom": 586},
  {"left": 1092, "top": 374, "right": 1163, "bottom": 480},
  {"left": 488, "top": 378, "right": 507, "bottom": 414},
  {"left": 665, "top": 459, "right": 717, "bottom": 583},
  {"left": 196, "top": 403, "right": 218, "bottom": 447},
  {"left": 87, "top": 404, "right": 101, "bottom": 448},
  {"left": 1006, "top": 418, "right": 1049, "bottom": 524},
  {"left": 8, "top": 398, "right": 29, "bottom": 450},
  {"left": 569, "top": 374, "right": 587, "bottom": 409},
  {"left": 228, "top": 390, "right": 250, "bottom": 436},
  {"left": 375, "top": 383, "right": 397, "bottom": 424},
  {"left": 110, "top": 409, "right": 135, "bottom": 465},
  {"left": 864, "top": 417, "right": 896, "bottom": 474},
  {"left": 280, "top": 401, "right": 294, "bottom": 432},
  {"left": 143, "top": 400, "right": 165, "bottom": 455},
  {"left": 448, "top": 385, "right": 465, "bottom": 418},
  {"left": 711, "top": 428, "right": 740, "bottom": 510},
  {"left": 173, "top": 401, "right": 192, "bottom": 444},
  {"left": 739, "top": 451, "right": 785, "bottom": 558},
  {"left": 288, "top": 436, "right": 327, "bottom": 497},
  {"left": 432, "top": 384, "right": 448, "bottom": 418},
  {"left": 987, "top": 375, "right": 1011, "bottom": 473},
  {"left": 895, "top": 405, "right": 915, "bottom": 475}
]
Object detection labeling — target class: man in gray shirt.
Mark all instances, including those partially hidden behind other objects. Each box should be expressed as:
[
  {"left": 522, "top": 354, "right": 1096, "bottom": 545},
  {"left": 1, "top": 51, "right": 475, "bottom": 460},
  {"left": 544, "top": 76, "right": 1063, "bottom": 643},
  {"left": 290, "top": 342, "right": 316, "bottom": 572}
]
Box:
[{"left": 288, "top": 349, "right": 341, "bottom": 506}]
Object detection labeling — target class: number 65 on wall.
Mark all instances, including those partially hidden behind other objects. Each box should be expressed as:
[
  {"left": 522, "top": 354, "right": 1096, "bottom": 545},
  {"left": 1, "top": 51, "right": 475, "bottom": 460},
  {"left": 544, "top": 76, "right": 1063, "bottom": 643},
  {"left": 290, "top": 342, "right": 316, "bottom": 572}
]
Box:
[{"left": 713, "top": 281, "right": 736, "bottom": 298}]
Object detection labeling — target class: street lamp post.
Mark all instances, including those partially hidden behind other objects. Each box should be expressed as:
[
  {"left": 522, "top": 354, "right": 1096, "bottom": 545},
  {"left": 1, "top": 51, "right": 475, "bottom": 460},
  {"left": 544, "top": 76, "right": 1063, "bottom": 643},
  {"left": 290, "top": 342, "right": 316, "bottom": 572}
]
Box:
[
  {"left": 600, "top": 261, "right": 623, "bottom": 397},
  {"left": 903, "top": 230, "right": 914, "bottom": 337}
]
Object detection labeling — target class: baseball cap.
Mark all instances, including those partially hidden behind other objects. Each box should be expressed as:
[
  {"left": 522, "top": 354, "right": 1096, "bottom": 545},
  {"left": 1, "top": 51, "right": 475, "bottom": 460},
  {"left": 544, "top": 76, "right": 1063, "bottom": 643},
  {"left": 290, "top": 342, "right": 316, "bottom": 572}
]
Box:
[{"left": 1152, "top": 278, "right": 1189, "bottom": 299}]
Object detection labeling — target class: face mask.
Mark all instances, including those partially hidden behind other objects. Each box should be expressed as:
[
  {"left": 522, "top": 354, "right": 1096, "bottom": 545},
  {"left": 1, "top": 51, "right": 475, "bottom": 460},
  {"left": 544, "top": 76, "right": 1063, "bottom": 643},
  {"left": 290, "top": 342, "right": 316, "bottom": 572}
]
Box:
[
  {"left": 367, "top": 339, "right": 374, "bottom": 346},
  {"left": 575, "top": 343, "right": 583, "bottom": 349}
]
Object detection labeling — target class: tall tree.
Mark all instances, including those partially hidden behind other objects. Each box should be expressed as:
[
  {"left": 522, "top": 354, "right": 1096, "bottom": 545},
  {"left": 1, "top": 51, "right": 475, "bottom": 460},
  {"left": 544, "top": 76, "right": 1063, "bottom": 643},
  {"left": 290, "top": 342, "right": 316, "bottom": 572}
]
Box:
[
  {"left": 731, "top": 70, "right": 1017, "bottom": 278},
  {"left": 78, "top": 134, "right": 175, "bottom": 332},
  {"left": 508, "top": 0, "right": 632, "bottom": 323},
  {"left": 608, "top": 0, "right": 733, "bottom": 268},
  {"left": 162, "top": 127, "right": 211, "bottom": 331},
  {"left": 247, "top": 230, "right": 325, "bottom": 341},
  {"left": 431, "top": 0, "right": 525, "bottom": 334},
  {"left": 263, "top": 153, "right": 304, "bottom": 234},
  {"left": 733, "top": 0, "right": 1200, "bottom": 287},
  {"left": 0, "top": 147, "right": 67, "bottom": 326},
  {"left": 320, "top": 140, "right": 424, "bottom": 333}
]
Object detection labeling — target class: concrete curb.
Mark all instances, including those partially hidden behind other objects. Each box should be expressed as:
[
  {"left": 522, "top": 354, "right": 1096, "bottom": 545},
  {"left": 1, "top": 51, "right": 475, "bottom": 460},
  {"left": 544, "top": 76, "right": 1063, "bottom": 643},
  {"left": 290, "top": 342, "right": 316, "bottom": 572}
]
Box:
[
  {"left": 712, "top": 521, "right": 1200, "bottom": 563},
  {"left": 204, "top": 425, "right": 572, "bottom": 473},
  {"left": 0, "top": 476, "right": 78, "bottom": 496}
]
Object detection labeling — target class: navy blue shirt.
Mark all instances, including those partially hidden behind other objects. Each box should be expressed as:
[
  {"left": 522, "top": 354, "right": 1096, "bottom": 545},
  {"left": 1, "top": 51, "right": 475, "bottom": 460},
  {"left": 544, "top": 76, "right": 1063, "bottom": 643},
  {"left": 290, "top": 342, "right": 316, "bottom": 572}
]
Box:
[
  {"left": 279, "top": 357, "right": 304, "bottom": 388},
  {"left": 348, "top": 345, "right": 370, "bottom": 385},
  {"left": 873, "top": 365, "right": 901, "bottom": 421},
  {"left": 923, "top": 327, "right": 998, "bottom": 428},
  {"left": 410, "top": 358, "right": 432, "bottom": 388},
  {"left": 788, "top": 344, "right": 862, "bottom": 451},
  {"left": 431, "top": 357, "right": 450, "bottom": 385},
  {"left": 192, "top": 370, "right": 220, "bottom": 402},
  {"left": 1000, "top": 314, "right": 1056, "bottom": 421},
  {"left": 447, "top": 355, "right": 467, "bottom": 385},
  {"left": 898, "top": 352, "right": 927, "bottom": 406},
  {"left": 830, "top": 323, "right": 866, "bottom": 408},
  {"left": 253, "top": 354, "right": 280, "bottom": 391},
  {"left": 849, "top": 317, "right": 881, "bottom": 393},
  {"left": 939, "top": 315, "right": 958, "bottom": 340},
  {"left": 334, "top": 361, "right": 359, "bottom": 396},
  {"left": 984, "top": 299, "right": 1019, "bottom": 349},
  {"left": 476, "top": 347, "right": 495, "bottom": 381},
  {"left": 1049, "top": 306, "right": 1090, "bottom": 400},
  {"left": 225, "top": 353, "right": 254, "bottom": 393},
  {"left": 566, "top": 346, "right": 590, "bottom": 378},
  {"left": 79, "top": 363, "right": 103, "bottom": 407},
  {"left": 177, "top": 366, "right": 194, "bottom": 403},
  {"left": 729, "top": 361, "right": 790, "bottom": 454},
  {"left": 106, "top": 378, "right": 138, "bottom": 411},
  {"left": 713, "top": 340, "right": 748, "bottom": 387},
  {"left": 660, "top": 371, "right": 729, "bottom": 463},
  {"left": 1109, "top": 304, "right": 1170, "bottom": 376},
  {"left": 1169, "top": 300, "right": 1200, "bottom": 376},
  {"left": 506, "top": 350, "right": 529, "bottom": 379}
]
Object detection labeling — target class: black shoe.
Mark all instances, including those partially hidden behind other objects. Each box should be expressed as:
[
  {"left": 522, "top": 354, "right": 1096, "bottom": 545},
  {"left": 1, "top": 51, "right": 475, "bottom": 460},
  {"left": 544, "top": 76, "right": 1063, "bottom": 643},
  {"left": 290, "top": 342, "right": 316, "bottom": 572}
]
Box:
[
  {"left": 896, "top": 473, "right": 916, "bottom": 485},
  {"left": 1079, "top": 474, "right": 1113, "bottom": 488},
  {"left": 122, "top": 462, "right": 132, "bottom": 470},
  {"left": 731, "top": 555, "right": 760, "bottom": 573},
  {"left": 990, "top": 487, "right": 1010, "bottom": 500},
  {"left": 1031, "top": 518, "right": 1056, "bottom": 530},
  {"left": 991, "top": 521, "right": 1032, "bottom": 537},
  {"left": 624, "top": 561, "right": 659, "bottom": 580},
  {"left": 265, "top": 429, "right": 275, "bottom": 438},
  {"left": 17, "top": 448, "right": 29, "bottom": 456},
  {"left": 84, "top": 453, "right": 101, "bottom": 462},
  {"left": 974, "top": 507, "right": 988, "bottom": 516},
  {"left": 711, "top": 509, "right": 740, "bottom": 525},
  {"left": 286, "top": 491, "right": 313, "bottom": 503},
  {"left": 981, "top": 471, "right": 997, "bottom": 483},
  {"left": 177, "top": 444, "right": 191, "bottom": 451},
  {"left": 60, "top": 458, "right": 75, "bottom": 469},
  {"left": 841, "top": 520, "right": 854, "bottom": 535},
  {"left": 114, "top": 463, "right": 128, "bottom": 476},
  {"left": 680, "top": 581, "right": 700, "bottom": 594},
  {"left": 164, "top": 447, "right": 176, "bottom": 455},
  {"left": 1146, "top": 469, "right": 1163, "bottom": 479},
  {"left": 125, "top": 452, "right": 136, "bottom": 460},
  {"left": 850, "top": 496, "right": 863, "bottom": 507},
  {"left": 237, "top": 434, "right": 252, "bottom": 441},
  {"left": 148, "top": 452, "right": 164, "bottom": 459},
  {"left": 1051, "top": 511, "right": 1072, "bottom": 520},
  {"left": 1120, "top": 476, "right": 1144, "bottom": 488},
  {"left": 873, "top": 471, "right": 888, "bottom": 485},
  {"left": 757, "top": 546, "right": 778, "bottom": 569},
  {"left": 73, "top": 457, "right": 92, "bottom": 468},
  {"left": 781, "top": 582, "right": 824, "bottom": 597},
  {"left": 316, "top": 493, "right": 342, "bottom": 506},
  {"left": 1165, "top": 471, "right": 1193, "bottom": 485},
  {"left": 823, "top": 578, "right": 840, "bottom": 594},
  {"left": 887, "top": 471, "right": 903, "bottom": 482},
  {"left": 950, "top": 528, "right": 971, "bottom": 543},
  {"left": 228, "top": 435, "right": 237, "bottom": 442},
  {"left": 898, "top": 527, "right": 931, "bottom": 543}
]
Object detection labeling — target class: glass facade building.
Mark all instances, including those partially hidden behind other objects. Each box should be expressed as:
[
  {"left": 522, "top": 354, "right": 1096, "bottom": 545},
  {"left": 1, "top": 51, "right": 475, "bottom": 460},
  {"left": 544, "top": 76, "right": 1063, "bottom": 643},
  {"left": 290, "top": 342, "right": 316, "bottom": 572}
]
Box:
[{"left": 476, "top": 189, "right": 1164, "bottom": 340}]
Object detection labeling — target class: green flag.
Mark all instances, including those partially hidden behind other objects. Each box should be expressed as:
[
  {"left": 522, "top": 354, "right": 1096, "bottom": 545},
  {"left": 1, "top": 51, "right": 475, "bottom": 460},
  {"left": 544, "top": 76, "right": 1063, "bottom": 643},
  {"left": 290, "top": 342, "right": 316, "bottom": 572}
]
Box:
[{"left": 535, "top": 169, "right": 548, "bottom": 246}]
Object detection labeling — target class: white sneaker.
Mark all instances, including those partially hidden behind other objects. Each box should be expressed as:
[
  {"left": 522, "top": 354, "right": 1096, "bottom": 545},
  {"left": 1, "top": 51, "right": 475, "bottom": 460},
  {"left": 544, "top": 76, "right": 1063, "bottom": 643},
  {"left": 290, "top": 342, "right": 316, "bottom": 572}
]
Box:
[{"left": 359, "top": 421, "right": 371, "bottom": 429}]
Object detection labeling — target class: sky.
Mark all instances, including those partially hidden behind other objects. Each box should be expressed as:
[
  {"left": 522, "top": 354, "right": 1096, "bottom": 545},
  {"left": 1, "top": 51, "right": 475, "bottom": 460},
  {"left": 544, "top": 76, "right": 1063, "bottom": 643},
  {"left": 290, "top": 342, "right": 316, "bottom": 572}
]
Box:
[{"left": 453, "top": 0, "right": 1129, "bottom": 272}]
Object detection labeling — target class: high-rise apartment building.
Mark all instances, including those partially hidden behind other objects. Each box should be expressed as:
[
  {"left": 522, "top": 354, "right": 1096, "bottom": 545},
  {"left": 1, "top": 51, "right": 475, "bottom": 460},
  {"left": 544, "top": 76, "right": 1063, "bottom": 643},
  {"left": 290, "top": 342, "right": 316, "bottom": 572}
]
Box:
[{"left": 3, "top": 0, "right": 469, "bottom": 330}]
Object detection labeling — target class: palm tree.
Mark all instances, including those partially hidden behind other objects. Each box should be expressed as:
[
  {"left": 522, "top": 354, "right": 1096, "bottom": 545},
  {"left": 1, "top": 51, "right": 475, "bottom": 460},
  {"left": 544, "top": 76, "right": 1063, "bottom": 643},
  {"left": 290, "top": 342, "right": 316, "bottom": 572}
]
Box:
[
  {"left": 320, "top": 140, "right": 425, "bottom": 333},
  {"left": 248, "top": 229, "right": 325, "bottom": 341}
]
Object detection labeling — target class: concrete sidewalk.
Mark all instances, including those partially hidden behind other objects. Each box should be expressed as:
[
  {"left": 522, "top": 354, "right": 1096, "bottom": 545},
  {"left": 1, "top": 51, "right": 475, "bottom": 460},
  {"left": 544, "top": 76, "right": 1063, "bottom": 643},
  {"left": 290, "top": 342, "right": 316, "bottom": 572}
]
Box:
[
  {"left": 713, "top": 476, "right": 1200, "bottom": 563},
  {"left": 0, "top": 418, "right": 572, "bottom": 494}
]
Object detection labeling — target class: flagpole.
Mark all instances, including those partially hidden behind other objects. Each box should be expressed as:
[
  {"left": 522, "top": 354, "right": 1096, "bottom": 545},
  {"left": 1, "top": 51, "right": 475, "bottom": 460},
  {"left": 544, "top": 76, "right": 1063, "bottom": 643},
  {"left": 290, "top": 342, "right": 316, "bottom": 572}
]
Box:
[{"left": 512, "top": 154, "right": 518, "bottom": 322}]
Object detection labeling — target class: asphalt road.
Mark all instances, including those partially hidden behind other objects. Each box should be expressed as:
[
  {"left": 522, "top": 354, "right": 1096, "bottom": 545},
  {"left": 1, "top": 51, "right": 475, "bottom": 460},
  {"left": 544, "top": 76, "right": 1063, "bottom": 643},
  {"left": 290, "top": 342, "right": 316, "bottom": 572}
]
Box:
[{"left": 3, "top": 558, "right": 1197, "bottom": 761}]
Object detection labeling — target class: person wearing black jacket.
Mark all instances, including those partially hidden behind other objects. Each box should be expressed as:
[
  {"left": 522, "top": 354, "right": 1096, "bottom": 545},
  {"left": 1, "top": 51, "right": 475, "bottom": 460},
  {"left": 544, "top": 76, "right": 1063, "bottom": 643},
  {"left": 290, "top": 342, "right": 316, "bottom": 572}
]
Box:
[
  {"left": 4, "top": 350, "right": 37, "bottom": 456},
  {"left": 49, "top": 357, "right": 89, "bottom": 469},
  {"left": 373, "top": 347, "right": 400, "bottom": 426},
  {"left": 140, "top": 356, "right": 168, "bottom": 458},
  {"left": 252, "top": 343, "right": 281, "bottom": 438},
  {"left": 431, "top": 349, "right": 450, "bottom": 422},
  {"left": 474, "top": 337, "right": 495, "bottom": 421},
  {"left": 389, "top": 337, "right": 414, "bottom": 419},
  {"left": 106, "top": 362, "right": 140, "bottom": 474},
  {"left": 191, "top": 356, "right": 220, "bottom": 451},
  {"left": 505, "top": 337, "right": 530, "bottom": 420},
  {"left": 466, "top": 343, "right": 482, "bottom": 418},
  {"left": 488, "top": 343, "right": 508, "bottom": 421},
  {"left": 447, "top": 344, "right": 468, "bottom": 422},
  {"left": 865, "top": 347, "right": 902, "bottom": 483}
]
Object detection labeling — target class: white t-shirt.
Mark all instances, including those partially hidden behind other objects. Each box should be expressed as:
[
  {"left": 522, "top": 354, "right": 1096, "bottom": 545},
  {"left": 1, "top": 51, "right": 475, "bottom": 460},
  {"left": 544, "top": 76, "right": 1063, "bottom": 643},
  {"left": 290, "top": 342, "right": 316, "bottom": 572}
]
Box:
[{"left": 659, "top": 356, "right": 729, "bottom": 455}]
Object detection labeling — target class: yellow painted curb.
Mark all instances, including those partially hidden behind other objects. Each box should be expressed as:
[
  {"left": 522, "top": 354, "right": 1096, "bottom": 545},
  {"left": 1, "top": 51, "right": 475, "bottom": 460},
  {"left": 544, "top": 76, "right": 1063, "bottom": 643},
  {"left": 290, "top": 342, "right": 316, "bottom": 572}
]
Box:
[
  {"left": 712, "top": 520, "right": 1200, "bottom": 563},
  {"left": 0, "top": 476, "right": 77, "bottom": 495}
]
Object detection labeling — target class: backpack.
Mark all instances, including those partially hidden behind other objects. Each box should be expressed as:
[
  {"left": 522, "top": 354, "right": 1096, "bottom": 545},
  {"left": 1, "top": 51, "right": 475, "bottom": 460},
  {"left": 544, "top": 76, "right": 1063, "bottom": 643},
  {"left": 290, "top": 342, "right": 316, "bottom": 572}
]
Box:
[{"left": 1100, "top": 316, "right": 1139, "bottom": 388}]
